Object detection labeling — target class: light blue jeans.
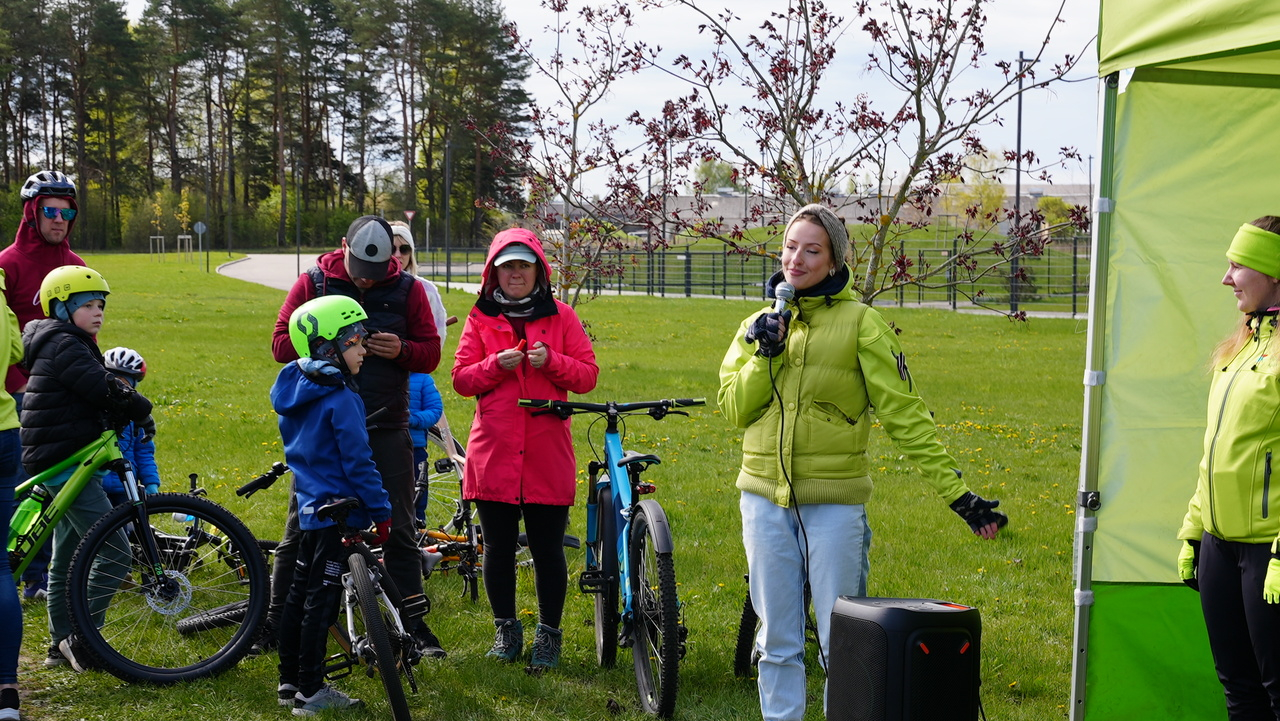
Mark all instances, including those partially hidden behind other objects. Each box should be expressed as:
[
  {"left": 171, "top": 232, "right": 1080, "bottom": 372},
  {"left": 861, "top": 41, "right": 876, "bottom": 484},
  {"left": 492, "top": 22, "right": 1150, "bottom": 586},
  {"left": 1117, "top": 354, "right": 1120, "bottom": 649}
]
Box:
[{"left": 741, "top": 491, "right": 872, "bottom": 721}]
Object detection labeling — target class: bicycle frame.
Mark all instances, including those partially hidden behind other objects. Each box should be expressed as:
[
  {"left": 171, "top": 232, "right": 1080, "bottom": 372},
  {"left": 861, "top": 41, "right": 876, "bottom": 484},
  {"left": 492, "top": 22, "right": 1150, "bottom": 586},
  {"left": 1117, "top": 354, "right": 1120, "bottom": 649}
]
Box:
[
  {"left": 8, "top": 429, "right": 143, "bottom": 581},
  {"left": 593, "top": 418, "right": 643, "bottom": 632}
]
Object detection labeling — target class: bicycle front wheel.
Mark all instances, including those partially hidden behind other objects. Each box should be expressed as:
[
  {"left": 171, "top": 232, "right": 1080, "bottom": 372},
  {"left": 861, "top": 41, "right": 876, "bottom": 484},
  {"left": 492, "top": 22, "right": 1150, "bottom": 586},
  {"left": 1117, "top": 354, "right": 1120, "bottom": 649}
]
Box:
[
  {"left": 348, "top": 553, "right": 411, "bottom": 721},
  {"left": 66, "top": 493, "right": 268, "bottom": 684},
  {"left": 630, "top": 502, "right": 680, "bottom": 717},
  {"left": 732, "top": 592, "right": 759, "bottom": 678},
  {"left": 592, "top": 485, "right": 619, "bottom": 668}
]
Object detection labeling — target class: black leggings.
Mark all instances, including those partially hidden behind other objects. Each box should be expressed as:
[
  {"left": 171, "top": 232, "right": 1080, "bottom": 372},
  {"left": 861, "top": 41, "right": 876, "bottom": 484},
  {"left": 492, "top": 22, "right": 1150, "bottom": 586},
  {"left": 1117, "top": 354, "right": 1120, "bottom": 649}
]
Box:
[
  {"left": 473, "top": 500, "right": 568, "bottom": 628},
  {"left": 1200, "top": 532, "right": 1280, "bottom": 721}
]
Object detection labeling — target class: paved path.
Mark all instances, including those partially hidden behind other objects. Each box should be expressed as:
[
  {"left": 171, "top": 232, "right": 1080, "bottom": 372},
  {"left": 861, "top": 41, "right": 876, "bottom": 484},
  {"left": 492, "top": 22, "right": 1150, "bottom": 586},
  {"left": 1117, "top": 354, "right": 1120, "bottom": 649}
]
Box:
[
  {"left": 217, "top": 254, "right": 481, "bottom": 294},
  {"left": 217, "top": 254, "right": 1085, "bottom": 320}
]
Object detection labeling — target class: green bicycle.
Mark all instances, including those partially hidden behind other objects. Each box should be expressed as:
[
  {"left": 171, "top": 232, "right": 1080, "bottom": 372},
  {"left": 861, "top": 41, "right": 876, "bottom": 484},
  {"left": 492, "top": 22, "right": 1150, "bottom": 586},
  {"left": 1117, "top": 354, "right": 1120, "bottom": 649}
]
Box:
[{"left": 7, "top": 428, "right": 268, "bottom": 684}]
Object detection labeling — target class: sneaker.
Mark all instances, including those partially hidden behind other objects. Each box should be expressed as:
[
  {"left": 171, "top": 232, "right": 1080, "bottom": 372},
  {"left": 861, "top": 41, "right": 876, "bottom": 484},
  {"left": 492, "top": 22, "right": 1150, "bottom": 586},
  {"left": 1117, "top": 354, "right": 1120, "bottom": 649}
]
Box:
[
  {"left": 58, "top": 635, "right": 95, "bottom": 673},
  {"left": 486, "top": 618, "right": 523, "bottom": 663},
  {"left": 277, "top": 683, "right": 299, "bottom": 708},
  {"left": 43, "top": 644, "right": 68, "bottom": 668},
  {"left": 22, "top": 573, "right": 47, "bottom": 601},
  {"left": 412, "top": 622, "right": 447, "bottom": 659},
  {"left": 526, "top": 624, "right": 563, "bottom": 673},
  {"left": 292, "top": 685, "right": 362, "bottom": 716},
  {"left": 0, "top": 687, "right": 19, "bottom": 721}
]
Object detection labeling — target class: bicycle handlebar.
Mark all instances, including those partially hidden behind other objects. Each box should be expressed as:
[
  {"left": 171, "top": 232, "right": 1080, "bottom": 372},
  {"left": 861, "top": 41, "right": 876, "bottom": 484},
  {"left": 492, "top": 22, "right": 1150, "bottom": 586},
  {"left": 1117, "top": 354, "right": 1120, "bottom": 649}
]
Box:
[
  {"left": 517, "top": 398, "right": 706, "bottom": 419},
  {"left": 236, "top": 462, "right": 289, "bottom": 498}
]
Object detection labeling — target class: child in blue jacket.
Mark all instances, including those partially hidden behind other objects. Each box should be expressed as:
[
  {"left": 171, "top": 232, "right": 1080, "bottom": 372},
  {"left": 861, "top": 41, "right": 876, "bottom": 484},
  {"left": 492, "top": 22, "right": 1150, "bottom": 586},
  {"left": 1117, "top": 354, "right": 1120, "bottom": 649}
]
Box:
[
  {"left": 101, "top": 347, "right": 159, "bottom": 505},
  {"left": 271, "top": 295, "right": 392, "bottom": 716},
  {"left": 408, "top": 372, "right": 443, "bottom": 524}
]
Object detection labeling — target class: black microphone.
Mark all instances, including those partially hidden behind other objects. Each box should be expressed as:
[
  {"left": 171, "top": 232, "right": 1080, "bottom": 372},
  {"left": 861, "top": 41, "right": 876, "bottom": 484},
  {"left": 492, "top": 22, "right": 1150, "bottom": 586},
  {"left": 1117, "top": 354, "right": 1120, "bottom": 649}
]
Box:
[{"left": 773, "top": 282, "right": 796, "bottom": 314}]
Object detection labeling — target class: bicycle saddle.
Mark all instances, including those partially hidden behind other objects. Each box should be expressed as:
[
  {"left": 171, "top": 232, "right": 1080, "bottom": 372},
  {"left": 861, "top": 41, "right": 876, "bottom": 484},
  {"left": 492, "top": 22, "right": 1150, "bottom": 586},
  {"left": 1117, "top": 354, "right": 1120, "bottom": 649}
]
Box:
[{"left": 317, "top": 497, "right": 361, "bottom": 522}]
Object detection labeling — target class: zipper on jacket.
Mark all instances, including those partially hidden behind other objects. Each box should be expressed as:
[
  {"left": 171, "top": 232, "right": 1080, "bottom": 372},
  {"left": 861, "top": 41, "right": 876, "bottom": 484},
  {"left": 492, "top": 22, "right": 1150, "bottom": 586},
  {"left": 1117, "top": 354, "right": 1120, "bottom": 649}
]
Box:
[
  {"left": 1265, "top": 450, "right": 1273, "bottom": 519},
  {"left": 1207, "top": 334, "right": 1260, "bottom": 533}
]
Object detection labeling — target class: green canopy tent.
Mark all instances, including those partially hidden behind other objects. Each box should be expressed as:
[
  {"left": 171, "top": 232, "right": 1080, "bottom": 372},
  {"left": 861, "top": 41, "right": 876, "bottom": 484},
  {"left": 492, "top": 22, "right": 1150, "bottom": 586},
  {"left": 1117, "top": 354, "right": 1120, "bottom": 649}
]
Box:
[{"left": 1074, "top": 2, "right": 1280, "bottom": 718}]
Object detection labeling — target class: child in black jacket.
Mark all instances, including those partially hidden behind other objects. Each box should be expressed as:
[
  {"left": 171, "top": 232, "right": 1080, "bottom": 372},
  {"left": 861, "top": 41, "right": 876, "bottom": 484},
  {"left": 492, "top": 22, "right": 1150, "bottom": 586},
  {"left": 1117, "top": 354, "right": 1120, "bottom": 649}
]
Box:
[{"left": 21, "top": 265, "right": 151, "bottom": 671}]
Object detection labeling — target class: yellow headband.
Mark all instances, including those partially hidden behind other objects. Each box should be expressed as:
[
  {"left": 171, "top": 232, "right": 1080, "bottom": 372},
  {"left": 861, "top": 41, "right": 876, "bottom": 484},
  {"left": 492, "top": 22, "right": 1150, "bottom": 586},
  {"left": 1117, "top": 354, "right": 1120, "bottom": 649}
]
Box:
[{"left": 1227, "top": 223, "right": 1280, "bottom": 279}]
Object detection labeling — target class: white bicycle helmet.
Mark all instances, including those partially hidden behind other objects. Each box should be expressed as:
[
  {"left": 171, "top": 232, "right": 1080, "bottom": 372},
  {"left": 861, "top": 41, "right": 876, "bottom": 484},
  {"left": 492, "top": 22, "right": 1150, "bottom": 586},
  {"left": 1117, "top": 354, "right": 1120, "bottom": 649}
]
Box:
[
  {"left": 20, "top": 170, "right": 76, "bottom": 201},
  {"left": 104, "top": 346, "right": 146, "bottom": 380}
]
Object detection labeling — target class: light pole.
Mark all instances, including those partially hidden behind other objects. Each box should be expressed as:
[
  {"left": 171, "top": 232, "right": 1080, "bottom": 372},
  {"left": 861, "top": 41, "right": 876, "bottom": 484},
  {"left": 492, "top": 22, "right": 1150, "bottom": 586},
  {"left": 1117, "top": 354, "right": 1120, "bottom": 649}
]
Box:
[{"left": 1011, "top": 50, "right": 1030, "bottom": 314}]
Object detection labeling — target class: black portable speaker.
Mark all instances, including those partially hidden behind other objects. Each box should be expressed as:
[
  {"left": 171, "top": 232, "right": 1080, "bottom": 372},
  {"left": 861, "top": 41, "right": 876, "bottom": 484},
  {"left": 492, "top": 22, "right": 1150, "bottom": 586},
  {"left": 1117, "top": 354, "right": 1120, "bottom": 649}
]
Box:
[{"left": 827, "top": 596, "right": 981, "bottom": 721}]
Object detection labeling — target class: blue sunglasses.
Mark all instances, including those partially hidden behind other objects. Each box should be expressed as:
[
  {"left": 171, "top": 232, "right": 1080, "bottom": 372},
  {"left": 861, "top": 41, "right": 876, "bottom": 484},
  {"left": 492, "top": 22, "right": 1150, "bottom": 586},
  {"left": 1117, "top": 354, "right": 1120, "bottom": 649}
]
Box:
[{"left": 40, "top": 207, "right": 76, "bottom": 221}]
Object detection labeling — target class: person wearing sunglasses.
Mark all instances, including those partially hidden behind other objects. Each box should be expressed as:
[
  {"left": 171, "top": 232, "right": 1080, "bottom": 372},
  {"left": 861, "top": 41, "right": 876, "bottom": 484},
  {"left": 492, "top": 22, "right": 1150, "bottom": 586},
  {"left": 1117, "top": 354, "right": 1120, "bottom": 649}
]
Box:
[{"left": 0, "top": 169, "right": 84, "bottom": 608}]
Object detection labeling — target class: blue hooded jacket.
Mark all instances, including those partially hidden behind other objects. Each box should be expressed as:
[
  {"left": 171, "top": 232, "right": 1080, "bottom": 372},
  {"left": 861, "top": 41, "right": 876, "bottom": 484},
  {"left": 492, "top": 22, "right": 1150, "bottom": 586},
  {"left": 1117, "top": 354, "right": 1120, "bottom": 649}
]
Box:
[
  {"left": 271, "top": 360, "right": 391, "bottom": 531},
  {"left": 408, "top": 373, "right": 443, "bottom": 449}
]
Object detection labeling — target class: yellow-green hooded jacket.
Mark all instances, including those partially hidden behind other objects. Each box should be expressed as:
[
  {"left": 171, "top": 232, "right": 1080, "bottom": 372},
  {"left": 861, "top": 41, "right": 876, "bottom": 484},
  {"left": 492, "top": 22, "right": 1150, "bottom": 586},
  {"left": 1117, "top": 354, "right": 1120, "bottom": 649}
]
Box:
[
  {"left": 1181, "top": 313, "right": 1280, "bottom": 545},
  {"left": 718, "top": 271, "right": 967, "bottom": 508},
  {"left": 0, "top": 269, "right": 20, "bottom": 431}
]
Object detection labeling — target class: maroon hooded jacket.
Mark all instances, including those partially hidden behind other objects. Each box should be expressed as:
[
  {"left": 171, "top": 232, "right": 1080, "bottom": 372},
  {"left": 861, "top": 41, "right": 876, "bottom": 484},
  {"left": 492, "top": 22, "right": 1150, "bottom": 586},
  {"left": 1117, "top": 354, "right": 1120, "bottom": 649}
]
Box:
[{"left": 0, "top": 196, "right": 83, "bottom": 392}]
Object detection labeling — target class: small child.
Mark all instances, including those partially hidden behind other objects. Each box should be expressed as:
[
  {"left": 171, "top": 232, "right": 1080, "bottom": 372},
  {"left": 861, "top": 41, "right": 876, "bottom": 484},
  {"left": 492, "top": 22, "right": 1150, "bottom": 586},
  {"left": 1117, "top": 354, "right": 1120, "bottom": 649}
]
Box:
[
  {"left": 20, "top": 265, "right": 151, "bottom": 672},
  {"left": 408, "top": 372, "right": 443, "bottom": 524},
  {"left": 101, "top": 347, "right": 159, "bottom": 507},
  {"left": 272, "top": 295, "right": 392, "bottom": 716}
]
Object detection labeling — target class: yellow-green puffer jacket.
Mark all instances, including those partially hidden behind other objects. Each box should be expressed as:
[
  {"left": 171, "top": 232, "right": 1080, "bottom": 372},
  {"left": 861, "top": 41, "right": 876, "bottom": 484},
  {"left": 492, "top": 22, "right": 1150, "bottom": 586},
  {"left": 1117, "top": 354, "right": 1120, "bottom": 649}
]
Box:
[
  {"left": 1181, "top": 314, "right": 1280, "bottom": 545},
  {"left": 718, "top": 272, "right": 967, "bottom": 508}
]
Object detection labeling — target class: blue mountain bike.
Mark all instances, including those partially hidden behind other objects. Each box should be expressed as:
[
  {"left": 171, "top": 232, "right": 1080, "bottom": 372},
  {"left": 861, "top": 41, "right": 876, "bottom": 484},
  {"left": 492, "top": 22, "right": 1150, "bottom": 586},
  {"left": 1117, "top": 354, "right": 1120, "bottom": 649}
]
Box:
[{"left": 518, "top": 397, "right": 704, "bottom": 718}]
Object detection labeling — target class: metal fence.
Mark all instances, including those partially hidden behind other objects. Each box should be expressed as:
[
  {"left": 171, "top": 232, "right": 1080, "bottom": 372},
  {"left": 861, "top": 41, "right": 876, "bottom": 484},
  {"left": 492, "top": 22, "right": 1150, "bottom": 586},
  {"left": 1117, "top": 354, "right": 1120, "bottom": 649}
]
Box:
[{"left": 421, "top": 235, "right": 1091, "bottom": 316}]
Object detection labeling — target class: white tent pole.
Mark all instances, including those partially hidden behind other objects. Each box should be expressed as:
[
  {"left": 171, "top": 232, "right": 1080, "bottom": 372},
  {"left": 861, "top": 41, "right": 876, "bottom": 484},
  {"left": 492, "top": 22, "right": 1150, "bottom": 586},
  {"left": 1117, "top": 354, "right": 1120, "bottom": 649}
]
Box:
[{"left": 1070, "top": 71, "right": 1121, "bottom": 721}]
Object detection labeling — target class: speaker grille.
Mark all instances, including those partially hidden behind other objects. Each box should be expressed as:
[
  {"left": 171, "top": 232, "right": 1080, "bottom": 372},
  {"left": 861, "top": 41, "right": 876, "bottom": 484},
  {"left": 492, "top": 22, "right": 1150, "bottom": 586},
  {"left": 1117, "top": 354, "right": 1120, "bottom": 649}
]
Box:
[{"left": 829, "top": 614, "right": 888, "bottom": 721}]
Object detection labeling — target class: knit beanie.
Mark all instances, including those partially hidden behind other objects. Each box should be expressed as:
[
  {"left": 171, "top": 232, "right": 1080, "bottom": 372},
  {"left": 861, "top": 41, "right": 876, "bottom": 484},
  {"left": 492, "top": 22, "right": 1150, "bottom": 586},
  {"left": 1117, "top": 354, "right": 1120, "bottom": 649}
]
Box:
[
  {"left": 1227, "top": 223, "right": 1280, "bottom": 279},
  {"left": 785, "top": 204, "right": 849, "bottom": 268}
]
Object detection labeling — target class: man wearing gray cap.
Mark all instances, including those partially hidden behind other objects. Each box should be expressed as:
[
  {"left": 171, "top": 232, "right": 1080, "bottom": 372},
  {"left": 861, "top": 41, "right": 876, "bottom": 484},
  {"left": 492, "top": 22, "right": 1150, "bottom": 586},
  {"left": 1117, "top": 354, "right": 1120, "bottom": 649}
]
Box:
[{"left": 266, "top": 215, "right": 446, "bottom": 661}]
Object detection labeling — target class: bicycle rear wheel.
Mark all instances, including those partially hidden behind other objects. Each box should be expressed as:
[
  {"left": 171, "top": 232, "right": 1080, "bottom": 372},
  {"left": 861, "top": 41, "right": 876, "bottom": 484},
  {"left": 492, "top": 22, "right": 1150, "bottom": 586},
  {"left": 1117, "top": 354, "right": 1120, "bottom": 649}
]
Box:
[
  {"left": 347, "top": 553, "right": 411, "bottom": 721},
  {"left": 733, "top": 592, "right": 759, "bottom": 678},
  {"left": 66, "top": 493, "right": 268, "bottom": 684},
  {"left": 423, "top": 426, "right": 466, "bottom": 531},
  {"left": 630, "top": 503, "right": 680, "bottom": 717},
  {"left": 592, "top": 485, "right": 619, "bottom": 668}
]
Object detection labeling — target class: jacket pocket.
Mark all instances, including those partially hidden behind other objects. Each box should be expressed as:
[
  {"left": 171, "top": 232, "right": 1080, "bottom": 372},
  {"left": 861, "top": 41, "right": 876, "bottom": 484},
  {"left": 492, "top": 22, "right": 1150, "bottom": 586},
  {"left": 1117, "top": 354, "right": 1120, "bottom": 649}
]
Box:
[{"left": 1265, "top": 449, "right": 1273, "bottom": 519}]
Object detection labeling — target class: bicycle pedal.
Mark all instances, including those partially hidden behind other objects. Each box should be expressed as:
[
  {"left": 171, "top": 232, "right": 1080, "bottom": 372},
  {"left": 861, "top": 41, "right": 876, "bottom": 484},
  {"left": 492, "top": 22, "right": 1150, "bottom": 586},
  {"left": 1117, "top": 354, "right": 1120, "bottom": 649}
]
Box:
[
  {"left": 578, "top": 570, "right": 612, "bottom": 593},
  {"left": 401, "top": 593, "right": 430, "bottom": 622}
]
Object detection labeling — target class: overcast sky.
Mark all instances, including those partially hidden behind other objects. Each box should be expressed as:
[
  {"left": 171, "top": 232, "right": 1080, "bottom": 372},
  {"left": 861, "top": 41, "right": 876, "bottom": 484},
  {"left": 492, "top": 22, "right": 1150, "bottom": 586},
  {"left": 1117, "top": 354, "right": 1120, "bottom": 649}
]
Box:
[{"left": 125, "top": 0, "right": 1099, "bottom": 191}]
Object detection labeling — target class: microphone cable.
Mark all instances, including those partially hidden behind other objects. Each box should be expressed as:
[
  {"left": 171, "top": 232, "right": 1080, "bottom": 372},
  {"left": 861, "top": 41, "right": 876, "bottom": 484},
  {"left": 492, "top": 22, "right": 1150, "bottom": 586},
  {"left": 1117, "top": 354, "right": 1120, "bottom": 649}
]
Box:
[{"left": 763, "top": 302, "right": 828, "bottom": 670}]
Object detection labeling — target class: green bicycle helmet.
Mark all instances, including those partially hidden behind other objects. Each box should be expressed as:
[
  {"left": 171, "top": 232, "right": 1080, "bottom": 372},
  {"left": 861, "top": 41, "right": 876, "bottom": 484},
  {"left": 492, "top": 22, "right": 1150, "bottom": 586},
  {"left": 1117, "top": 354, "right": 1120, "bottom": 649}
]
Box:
[
  {"left": 288, "top": 295, "right": 369, "bottom": 364},
  {"left": 40, "top": 265, "right": 109, "bottom": 320}
]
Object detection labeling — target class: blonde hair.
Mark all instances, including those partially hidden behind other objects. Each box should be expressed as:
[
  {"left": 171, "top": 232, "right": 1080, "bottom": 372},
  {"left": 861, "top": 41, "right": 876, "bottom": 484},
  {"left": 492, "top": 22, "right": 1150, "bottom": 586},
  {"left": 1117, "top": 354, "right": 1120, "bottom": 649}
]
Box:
[{"left": 388, "top": 220, "right": 416, "bottom": 275}]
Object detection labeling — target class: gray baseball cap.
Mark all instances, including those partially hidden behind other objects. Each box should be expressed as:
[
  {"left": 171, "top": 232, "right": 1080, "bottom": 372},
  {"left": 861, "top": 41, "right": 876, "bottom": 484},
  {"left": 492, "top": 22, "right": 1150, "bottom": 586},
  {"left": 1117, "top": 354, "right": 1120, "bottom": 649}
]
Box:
[{"left": 345, "top": 216, "right": 395, "bottom": 280}]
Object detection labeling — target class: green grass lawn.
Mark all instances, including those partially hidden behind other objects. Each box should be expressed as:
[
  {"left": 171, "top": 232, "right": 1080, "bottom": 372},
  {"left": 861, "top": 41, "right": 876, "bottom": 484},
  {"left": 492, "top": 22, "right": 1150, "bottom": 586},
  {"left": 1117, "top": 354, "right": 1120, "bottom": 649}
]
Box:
[{"left": 16, "top": 254, "right": 1085, "bottom": 720}]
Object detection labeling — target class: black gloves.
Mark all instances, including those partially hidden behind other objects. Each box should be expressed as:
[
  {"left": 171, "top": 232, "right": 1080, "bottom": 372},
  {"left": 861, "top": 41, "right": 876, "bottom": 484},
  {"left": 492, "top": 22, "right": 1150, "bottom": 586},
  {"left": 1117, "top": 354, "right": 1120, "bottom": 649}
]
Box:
[
  {"left": 949, "top": 492, "right": 1009, "bottom": 534},
  {"left": 106, "top": 376, "right": 153, "bottom": 428},
  {"left": 744, "top": 310, "right": 791, "bottom": 358}
]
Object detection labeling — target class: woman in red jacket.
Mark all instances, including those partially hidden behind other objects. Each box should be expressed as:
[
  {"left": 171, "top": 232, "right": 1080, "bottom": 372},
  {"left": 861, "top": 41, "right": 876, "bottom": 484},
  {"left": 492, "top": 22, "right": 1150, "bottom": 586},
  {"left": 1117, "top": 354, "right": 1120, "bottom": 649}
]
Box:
[{"left": 452, "top": 228, "right": 598, "bottom": 672}]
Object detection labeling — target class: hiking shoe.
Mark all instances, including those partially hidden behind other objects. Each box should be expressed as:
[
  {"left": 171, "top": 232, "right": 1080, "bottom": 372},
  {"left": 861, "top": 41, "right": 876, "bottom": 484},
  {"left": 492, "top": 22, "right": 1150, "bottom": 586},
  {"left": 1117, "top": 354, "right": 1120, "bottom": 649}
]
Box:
[
  {"left": 526, "top": 624, "right": 563, "bottom": 673},
  {"left": 292, "top": 685, "right": 362, "bottom": 716},
  {"left": 22, "top": 573, "right": 47, "bottom": 601},
  {"left": 486, "top": 618, "right": 523, "bottom": 663},
  {"left": 248, "top": 616, "right": 279, "bottom": 657},
  {"left": 277, "top": 683, "right": 299, "bottom": 707},
  {"left": 58, "top": 635, "right": 96, "bottom": 673},
  {"left": 412, "top": 621, "right": 446, "bottom": 659},
  {"left": 43, "top": 644, "right": 68, "bottom": 668},
  {"left": 0, "top": 687, "right": 19, "bottom": 721}
]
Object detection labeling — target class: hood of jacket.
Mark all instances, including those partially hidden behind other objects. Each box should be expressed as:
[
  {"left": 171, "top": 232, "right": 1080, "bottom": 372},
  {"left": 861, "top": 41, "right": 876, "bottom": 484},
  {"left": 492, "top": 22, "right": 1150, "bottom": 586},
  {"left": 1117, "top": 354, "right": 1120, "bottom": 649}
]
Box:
[
  {"left": 271, "top": 360, "right": 345, "bottom": 417},
  {"left": 14, "top": 196, "right": 79, "bottom": 254},
  {"left": 479, "top": 228, "right": 553, "bottom": 298}
]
